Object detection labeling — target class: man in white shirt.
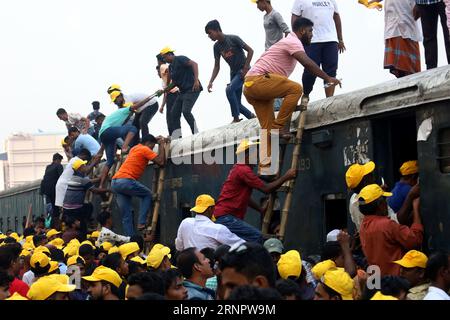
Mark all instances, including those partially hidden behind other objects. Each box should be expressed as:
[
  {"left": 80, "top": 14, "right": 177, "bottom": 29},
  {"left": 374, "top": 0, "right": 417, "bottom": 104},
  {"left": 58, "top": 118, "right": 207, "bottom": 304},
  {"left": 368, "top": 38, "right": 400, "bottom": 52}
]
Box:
[
  {"left": 423, "top": 251, "right": 450, "bottom": 300},
  {"left": 96, "top": 210, "right": 130, "bottom": 247},
  {"left": 56, "top": 108, "right": 91, "bottom": 134},
  {"left": 175, "top": 195, "right": 245, "bottom": 252},
  {"left": 291, "top": 0, "right": 345, "bottom": 101}
]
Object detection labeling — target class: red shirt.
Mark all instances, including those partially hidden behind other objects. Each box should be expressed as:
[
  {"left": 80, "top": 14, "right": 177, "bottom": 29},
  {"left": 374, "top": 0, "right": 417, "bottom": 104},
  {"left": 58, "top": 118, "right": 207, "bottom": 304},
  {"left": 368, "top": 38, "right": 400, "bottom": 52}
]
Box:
[
  {"left": 9, "top": 278, "right": 29, "bottom": 297},
  {"left": 113, "top": 144, "right": 157, "bottom": 180},
  {"left": 360, "top": 215, "right": 424, "bottom": 276},
  {"left": 214, "top": 164, "right": 265, "bottom": 220}
]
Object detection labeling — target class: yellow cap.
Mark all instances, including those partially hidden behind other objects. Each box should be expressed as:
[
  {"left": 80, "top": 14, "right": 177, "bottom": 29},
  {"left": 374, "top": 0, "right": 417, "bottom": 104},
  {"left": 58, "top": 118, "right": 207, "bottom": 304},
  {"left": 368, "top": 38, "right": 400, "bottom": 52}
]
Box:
[
  {"left": 90, "top": 231, "right": 100, "bottom": 239},
  {"left": 25, "top": 235, "right": 34, "bottom": 243},
  {"left": 82, "top": 266, "right": 122, "bottom": 288},
  {"left": 370, "top": 291, "right": 398, "bottom": 300},
  {"left": 63, "top": 244, "right": 79, "bottom": 258},
  {"left": 322, "top": 268, "right": 354, "bottom": 300},
  {"left": 358, "top": 184, "right": 392, "bottom": 205},
  {"left": 110, "top": 90, "right": 122, "bottom": 103},
  {"left": 22, "top": 242, "right": 35, "bottom": 251},
  {"left": 101, "top": 242, "right": 113, "bottom": 252},
  {"left": 46, "top": 229, "right": 61, "bottom": 238},
  {"left": 30, "top": 252, "right": 51, "bottom": 269},
  {"left": 49, "top": 261, "right": 59, "bottom": 273},
  {"left": 108, "top": 246, "right": 120, "bottom": 255},
  {"left": 9, "top": 232, "right": 22, "bottom": 242},
  {"left": 393, "top": 250, "right": 427, "bottom": 269},
  {"left": 236, "top": 139, "right": 260, "bottom": 155},
  {"left": 311, "top": 260, "right": 337, "bottom": 280},
  {"left": 47, "top": 274, "right": 70, "bottom": 285},
  {"left": 147, "top": 245, "right": 171, "bottom": 269},
  {"left": 34, "top": 246, "right": 51, "bottom": 256},
  {"left": 67, "top": 255, "right": 86, "bottom": 267},
  {"left": 0, "top": 234, "right": 7, "bottom": 240},
  {"left": 400, "top": 161, "right": 419, "bottom": 176},
  {"left": 160, "top": 46, "right": 175, "bottom": 55},
  {"left": 28, "top": 276, "right": 76, "bottom": 300},
  {"left": 6, "top": 292, "right": 28, "bottom": 300},
  {"left": 20, "top": 248, "right": 32, "bottom": 257},
  {"left": 119, "top": 242, "right": 140, "bottom": 260},
  {"left": 72, "top": 159, "right": 87, "bottom": 171},
  {"left": 108, "top": 84, "right": 121, "bottom": 93},
  {"left": 191, "top": 195, "right": 215, "bottom": 214},
  {"left": 277, "top": 250, "right": 302, "bottom": 280},
  {"left": 130, "top": 256, "right": 147, "bottom": 265},
  {"left": 345, "top": 161, "right": 375, "bottom": 189},
  {"left": 80, "top": 240, "right": 96, "bottom": 249},
  {"left": 49, "top": 238, "right": 65, "bottom": 249},
  {"left": 68, "top": 238, "right": 80, "bottom": 247},
  {"left": 61, "top": 138, "right": 67, "bottom": 147}
]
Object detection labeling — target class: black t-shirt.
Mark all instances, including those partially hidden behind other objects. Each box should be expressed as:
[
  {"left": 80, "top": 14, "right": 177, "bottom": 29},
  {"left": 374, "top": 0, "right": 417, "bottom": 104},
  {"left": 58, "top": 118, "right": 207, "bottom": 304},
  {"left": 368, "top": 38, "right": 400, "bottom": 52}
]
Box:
[
  {"left": 213, "top": 34, "right": 248, "bottom": 79},
  {"left": 40, "top": 162, "right": 64, "bottom": 198},
  {"left": 169, "top": 55, "right": 203, "bottom": 94}
]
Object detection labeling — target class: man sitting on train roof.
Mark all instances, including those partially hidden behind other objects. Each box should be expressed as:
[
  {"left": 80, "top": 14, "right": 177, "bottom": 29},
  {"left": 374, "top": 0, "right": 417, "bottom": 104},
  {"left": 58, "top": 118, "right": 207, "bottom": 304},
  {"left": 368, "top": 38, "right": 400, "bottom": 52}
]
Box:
[
  {"left": 213, "top": 139, "right": 296, "bottom": 243},
  {"left": 346, "top": 160, "right": 398, "bottom": 233},
  {"left": 388, "top": 161, "right": 420, "bottom": 226}
]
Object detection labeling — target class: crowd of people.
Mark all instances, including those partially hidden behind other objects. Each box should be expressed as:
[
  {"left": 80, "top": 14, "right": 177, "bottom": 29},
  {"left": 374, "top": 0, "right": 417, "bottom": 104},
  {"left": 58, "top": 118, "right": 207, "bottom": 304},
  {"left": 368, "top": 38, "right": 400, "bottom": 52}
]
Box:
[{"left": 1, "top": 0, "right": 450, "bottom": 301}]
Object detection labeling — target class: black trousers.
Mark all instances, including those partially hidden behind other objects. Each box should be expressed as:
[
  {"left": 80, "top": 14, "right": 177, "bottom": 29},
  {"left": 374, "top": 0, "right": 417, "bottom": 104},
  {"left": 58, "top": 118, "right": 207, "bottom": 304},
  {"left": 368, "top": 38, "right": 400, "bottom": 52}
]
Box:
[{"left": 417, "top": 2, "right": 450, "bottom": 69}]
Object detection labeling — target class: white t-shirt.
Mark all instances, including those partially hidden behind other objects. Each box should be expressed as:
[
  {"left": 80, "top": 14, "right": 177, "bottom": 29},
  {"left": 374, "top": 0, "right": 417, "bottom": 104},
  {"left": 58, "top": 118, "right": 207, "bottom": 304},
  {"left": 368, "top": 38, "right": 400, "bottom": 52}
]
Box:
[
  {"left": 124, "top": 93, "right": 158, "bottom": 114},
  {"left": 291, "top": 0, "right": 339, "bottom": 43},
  {"left": 423, "top": 286, "right": 450, "bottom": 300},
  {"left": 55, "top": 157, "right": 79, "bottom": 207},
  {"left": 384, "top": 0, "right": 422, "bottom": 42}
]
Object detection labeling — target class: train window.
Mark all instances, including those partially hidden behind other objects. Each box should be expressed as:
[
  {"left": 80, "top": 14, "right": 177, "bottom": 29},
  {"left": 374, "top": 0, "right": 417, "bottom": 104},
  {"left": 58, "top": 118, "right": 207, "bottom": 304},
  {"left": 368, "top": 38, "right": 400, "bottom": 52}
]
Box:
[
  {"left": 324, "top": 194, "right": 348, "bottom": 234},
  {"left": 438, "top": 127, "right": 450, "bottom": 174}
]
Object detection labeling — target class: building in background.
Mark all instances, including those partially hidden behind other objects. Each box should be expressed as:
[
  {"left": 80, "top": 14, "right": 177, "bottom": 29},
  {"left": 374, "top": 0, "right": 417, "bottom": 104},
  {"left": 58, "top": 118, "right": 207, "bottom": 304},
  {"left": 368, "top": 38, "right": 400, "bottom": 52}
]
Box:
[{"left": 0, "top": 132, "right": 66, "bottom": 190}]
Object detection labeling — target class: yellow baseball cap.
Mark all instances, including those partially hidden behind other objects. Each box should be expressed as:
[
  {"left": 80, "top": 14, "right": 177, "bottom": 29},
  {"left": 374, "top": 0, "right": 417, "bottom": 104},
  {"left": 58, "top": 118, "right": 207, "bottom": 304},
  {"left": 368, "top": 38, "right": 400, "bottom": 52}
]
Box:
[
  {"left": 358, "top": 184, "right": 392, "bottom": 205},
  {"left": 61, "top": 138, "right": 67, "bottom": 147},
  {"left": 130, "top": 256, "right": 147, "bottom": 265},
  {"left": 49, "top": 238, "right": 65, "bottom": 249},
  {"left": 46, "top": 229, "right": 61, "bottom": 238},
  {"left": 400, "top": 161, "right": 419, "bottom": 176},
  {"left": 63, "top": 244, "right": 79, "bottom": 258},
  {"left": 160, "top": 46, "right": 175, "bottom": 55},
  {"left": 80, "top": 240, "right": 96, "bottom": 249},
  {"left": 311, "top": 259, "right": 337, "bottom": 280},
  {"left": 370, "top": 291, "right": 398, "bottom": 300},
  {"left": 322, "top": 268, "right": 354, "bottom": 300},
  {"left": 67, "top": 255, "right": 86, "bottom": 267},
  {"left": 277, "top": 250, "right": 302, "bottom": 280},
  {"left": 90, "top": 231, "right": 100, "bottom": 239},
  {"left": 6, "top": 292, "right": 28, "bottom": 300},
  {"left": 101, "top": 242, "right": 113, "bottom": 252},
  {"left": 82, "top": 266, "right": 122, "bottom": 288},
  {"left": 72, "top": 159, "right": 87, "bottom": 171},
  {"left": 191, "top": 195, "right": 215, "bottom": 214},
  {"left": 119, "top": 242, "right": 140, "bottom": 260},
  {"left": 20, "top": 248, "right": 32, "bottom": 257},
  {"left": 22, "top": 242, "right": 35, "bottom": 251},
  {"left": 110, "top": 90, "right": 123, "bottom": 103},
  {"left": 28, "top": 276, "right": 76, "bottom": 300},
  {"left": 345, "top": 161, "right": 375, "bottom": 189},
  {"left": 47, "top": 274, "right": 71, "bottom": 285},
  {"left": 49, "top": 261, "right": 59, "bottom": 273},
  {"left": 147, "top": 244, "right": 171, "bottom": 269},
  {"left": 393, "top": 250, "right": 428, "bottom": 269},
  {"left": 34, "top": 246, "right": 51, "bottom": 256},
  {"left": 30, "top": 252, "right": 51, "bottom": 269},
  {"left": 9, "top": 232, "right": 22, "bottom": 242},
  {"left": 107, "top": 84, "right": 121, "bottom": 94},
  {"left": 0, "top": 234, "right": 7, "bottom": 240},
  {"left": 236, "top": 139, "right": 260, "bottom": 155},
  {"left": 108, "top": 246, "right": 120, "bottom": 255}
]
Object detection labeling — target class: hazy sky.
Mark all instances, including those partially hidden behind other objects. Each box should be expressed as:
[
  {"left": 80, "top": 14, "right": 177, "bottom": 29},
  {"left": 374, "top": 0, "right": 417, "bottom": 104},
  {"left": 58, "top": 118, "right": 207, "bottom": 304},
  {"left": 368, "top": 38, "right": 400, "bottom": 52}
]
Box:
[{"left": 1, "top": 0, "right": 448, "bottom": 150}]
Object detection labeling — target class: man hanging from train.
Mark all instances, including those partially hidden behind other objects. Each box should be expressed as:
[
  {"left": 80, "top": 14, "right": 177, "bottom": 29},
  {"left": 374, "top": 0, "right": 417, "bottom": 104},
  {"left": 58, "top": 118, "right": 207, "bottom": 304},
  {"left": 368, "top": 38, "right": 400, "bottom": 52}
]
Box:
[
  {"left": 213, "top": 139, "right": 297, "bottom": 243},
  {"left": 111, "top": 134, "right": 166, "bottom": 237},
  {"left": 243, "top": 17, "right": 340, "bottom": 176}
]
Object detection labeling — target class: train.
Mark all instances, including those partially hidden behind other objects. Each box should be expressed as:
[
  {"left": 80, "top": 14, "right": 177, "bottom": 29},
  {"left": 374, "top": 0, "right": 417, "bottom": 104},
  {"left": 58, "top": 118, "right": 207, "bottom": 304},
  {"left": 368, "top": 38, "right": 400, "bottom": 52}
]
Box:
[{"left": 1, "top": 65, "right": 449, "bottom": 256}]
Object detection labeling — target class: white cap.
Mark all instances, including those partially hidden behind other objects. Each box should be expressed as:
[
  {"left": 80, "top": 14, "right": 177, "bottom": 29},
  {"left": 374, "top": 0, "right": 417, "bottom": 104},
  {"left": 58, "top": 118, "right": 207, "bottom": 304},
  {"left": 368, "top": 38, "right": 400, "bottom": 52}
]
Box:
[{"left": 326, "top": 229, "right": 340, "bottom": 242}]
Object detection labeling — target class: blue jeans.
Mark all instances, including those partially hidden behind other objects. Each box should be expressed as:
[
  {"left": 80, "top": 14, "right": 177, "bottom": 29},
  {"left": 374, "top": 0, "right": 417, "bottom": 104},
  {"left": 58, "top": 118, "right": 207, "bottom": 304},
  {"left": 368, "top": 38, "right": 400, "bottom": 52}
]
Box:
[
  {"left": 226, "top": 73, "right": 254, "bottom": 119},
  {"left": 111, "top": 179, "right": 152, "bottom": 236},
  {"left": 215, "top": 214, "right": 263, "bottom": 244},
  {"left": 100, "top": 125, "right": 137, "bottom": 167}
]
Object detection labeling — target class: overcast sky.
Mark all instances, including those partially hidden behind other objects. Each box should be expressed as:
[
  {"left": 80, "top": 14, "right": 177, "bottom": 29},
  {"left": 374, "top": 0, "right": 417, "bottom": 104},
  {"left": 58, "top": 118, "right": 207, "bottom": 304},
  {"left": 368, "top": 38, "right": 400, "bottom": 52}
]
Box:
[{"left": 1, "top": 0, "right": 448, "bottom": 150}]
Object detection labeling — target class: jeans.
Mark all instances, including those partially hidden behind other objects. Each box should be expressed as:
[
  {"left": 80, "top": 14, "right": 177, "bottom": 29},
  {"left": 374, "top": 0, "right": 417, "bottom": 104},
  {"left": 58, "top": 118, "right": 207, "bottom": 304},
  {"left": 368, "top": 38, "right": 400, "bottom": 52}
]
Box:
[
  {"left": 166, "top": 92, "right": 179, "bottom": 136},
  {"left": 215, "top": 214, "right": 263, "bottom": 244},
  {"left": 100, "top": 125, "right": 138, "bottom": 167},
  {"left": 226, "top": 73, "right": 254, "bottom": 119},
  {"left": 171, "top": 91, "right": 200, "bottom": 137},
  {"left": 417, "top": 2, "right": 450, "bottom": 69},
  {"left": 132, "top": 102, "right": 159, "bottom": 143},
  {"left": 302, "top": 42, "right": 339, "bottom": 95},
  {"left": 111, "top": 178, "right": 152, "bottom": 237}
]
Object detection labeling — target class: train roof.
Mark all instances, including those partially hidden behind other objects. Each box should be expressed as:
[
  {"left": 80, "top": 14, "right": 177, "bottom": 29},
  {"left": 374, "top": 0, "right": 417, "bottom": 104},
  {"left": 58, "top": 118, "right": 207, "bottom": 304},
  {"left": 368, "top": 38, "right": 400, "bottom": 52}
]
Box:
[{"left": 171, "top": 66, "right": 450, "bottom": 157}]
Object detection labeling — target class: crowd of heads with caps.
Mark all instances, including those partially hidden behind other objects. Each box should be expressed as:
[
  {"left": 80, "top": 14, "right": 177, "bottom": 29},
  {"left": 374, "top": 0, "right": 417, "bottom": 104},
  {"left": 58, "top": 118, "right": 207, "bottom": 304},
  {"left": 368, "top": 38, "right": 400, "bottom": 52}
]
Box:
[{"left": 0, "top": 158, "right": 448, "bottom": 301}]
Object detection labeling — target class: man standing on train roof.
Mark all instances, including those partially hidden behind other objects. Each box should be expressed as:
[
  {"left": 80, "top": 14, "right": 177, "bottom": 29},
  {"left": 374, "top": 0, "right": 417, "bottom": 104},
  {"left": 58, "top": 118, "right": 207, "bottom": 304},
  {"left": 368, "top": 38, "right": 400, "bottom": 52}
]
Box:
[
  {"left": 111, "top": 134, "right": 166, "bottom": 236},
  {"left": 160, "top": 47, "right": 202, "bottom": 138},
  {"left": 213, "top": 139, "right": 297, "bottom": 243},
  {"left": 243, "top": 17, "right": 341, "bottom": 176},
  {"left": 205, "top": 19, "right": 256, "bottom": 124}
]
